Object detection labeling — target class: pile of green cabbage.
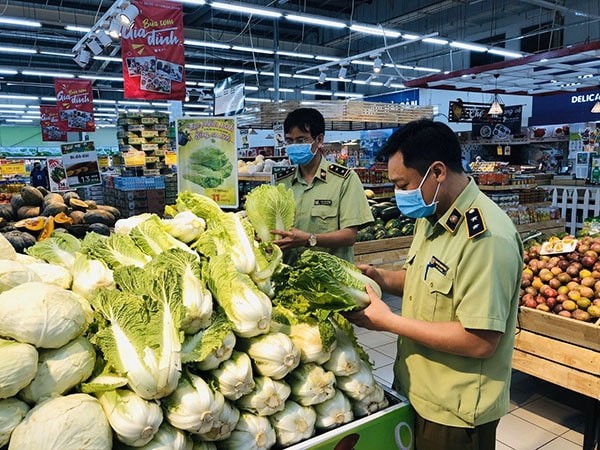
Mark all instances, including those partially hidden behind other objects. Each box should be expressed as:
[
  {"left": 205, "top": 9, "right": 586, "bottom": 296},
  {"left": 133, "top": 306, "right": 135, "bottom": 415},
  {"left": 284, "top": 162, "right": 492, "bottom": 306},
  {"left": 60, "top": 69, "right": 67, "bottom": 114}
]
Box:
[{"left": 0, "top": 187, "right": 387, "bottom": 450}]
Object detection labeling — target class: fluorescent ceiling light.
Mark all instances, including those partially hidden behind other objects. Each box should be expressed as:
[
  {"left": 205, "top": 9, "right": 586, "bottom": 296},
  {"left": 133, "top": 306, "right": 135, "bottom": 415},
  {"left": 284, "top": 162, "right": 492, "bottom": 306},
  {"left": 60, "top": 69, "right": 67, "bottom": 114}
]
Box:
[
  {"left": 487, "top": 48, "right": 523, "bottom": 58},
  {"left": 27, "top": 105, "right": 40, "bottom": 109},
  {"left": 315, "top": 56, "right": 340, "bottom": 62},
  {"left": 41, "top": 97, "right": 56, "bottom": 102},
  {"left": 245, "top": 97, "right": 271, "bottom": 102},
  {"left": 245, "top": 86, "right": 259, "bottom": 91},
  {"left": 277, "top": 50, "right": 314, "bottom": 59},
  {"left": 259, "top": 71, "right": 292, "bottom": 77},
  {"left": 386, "top": 63, "right": 413, "bottom": 70},
  {"left": 94, "top": 99, "right": 117, "bottom": 104},
  {"left": 349, "top": 24, "right": 401, "bottom": 38},
  {"left": 172, "top": 0, "right": 206, "bottom": 5},
  {"left": 352, "top": 80, "right": 368, "bottom": 85},
  {"left": 450, "top": 41, "right": 487, "bottom": 52},
  {"left": 294, "top": 74, "right": 320, "bottom": 80},
  {"left": 301, "top": 90, "right": 332, "bottom": 96},
  {"left": 96, "top": 107, "right": 118, "bottom": 112},
  {"left": 334, "top": 92, "right": 363, "bottom": 98},
  {"left": 0, "top": 109, "right": 25, "bottom": 114},
  {"left": 0, "top": 46, "right": 36, "bottom": 55},
  {"left": 151, "top": 102, "right": 170, "bottom": 107},
  {"left": 390, "top": 83, "right": 405, "bottom": 88},
  {"left": 423, "top": 37, "right": 448, "bottom": 45},
  {"left": 0, "top": 17, "right": 41, "bottom": 28},
  {"left": 0, "top": 69, "right": 18, "bottom": 75},
  {"left": 326, "top": 77, "right": 351, "bottom": 83},
  {"left": 185, "top": 104, "right": 211, "bottom": 109},
  {"left": 185, "top": 81, "right": 197, "bottom": 86},
  {"left": 224, "top": 68, "right": 258, "bottom": 74},
  {"left": 186, "top": 64, "right": 222, "bottom": 71},
  {"left": 196, "top": 82, "right": 215, "bottom": 87},
  {"left": 95, "top": 113, "right": 117, "bottom": 117},
  {"left": 0, "top": 104, "right": 27, "bottom": 108},
  {"left": 65, "top": 25, "right": 91, "bottom": 33},
  {"left": 402, "top": 33, "right": 420, "bottom": 40},
  {"left": 120, "top": 100, "right": 150, "bottom": 106},
  {"left": 231, "top": 46, "right": 273, "bottom": 55},
  {"left": 40, "top": 51, "right": 75, "bottom": 58},
  {"left": 413, "top": 66, "right": 441, "bottom": 73},
  {"left": 268, "top": 87, "right": 294, "bottom": 93},
  {"left": 351, "top": 59, "right": 374, "bottom": 66},
  {"left": 94, "top": 55, "right": 121, "bottom": 62},
  {"left": 22, "top": 70, "right": 75, "bottom": 78},
  {"left": 6, "top": 119, "right": 33, "bottom": 123},
  {"left": 369, "top": 81, "right": 384, "bottom": 86},
  {"left": 211, "top": 2, "right": 282, "bottom": 18},
  {"left": 79, "top": 75, "right": 123, "bottom": 81},
  {"left": 185, "top": 40, "right": 230, "bottom": 49},
  {"left": 286, "top": 14, "right": 346, "bottom": 29}
]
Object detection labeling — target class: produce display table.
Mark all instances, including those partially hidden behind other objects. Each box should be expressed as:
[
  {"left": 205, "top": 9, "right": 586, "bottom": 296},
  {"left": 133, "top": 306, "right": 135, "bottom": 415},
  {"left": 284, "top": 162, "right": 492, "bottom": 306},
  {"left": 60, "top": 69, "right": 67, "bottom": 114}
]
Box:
[
  {"left": 512, "top": 307, "right": 599, "bottom": 450},
  {"left": 354, "top": 219, "right": 567, "bottom": 269}
]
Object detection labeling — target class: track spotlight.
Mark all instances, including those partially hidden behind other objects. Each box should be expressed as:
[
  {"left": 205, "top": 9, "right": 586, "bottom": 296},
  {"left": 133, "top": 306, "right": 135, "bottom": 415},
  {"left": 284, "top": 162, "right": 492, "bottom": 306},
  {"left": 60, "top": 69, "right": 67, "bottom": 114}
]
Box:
[
  {"left": 87, "top": 38, "right": 103, "bottom": 55},
  {"left": 95, "top": 29, "right": 112, "bottom": 47},
  {"left": 74, "top": 49, "right": 91, "bottom": 68},
  {"left": 318, "top": 71, "right": 327, "bottom": 84},
  {"left": 384, "top": 77, "right": 393, "bottom": 88},
  {"left": 373, "top": 56, "right": 382, "bottom": 73},
  {"left": 365, "top": 74, "right": 374, "bottom": 83},
  {"left": 108, "top": 19, "right": 122, "bottom": 39},
  {"left": 338, "top": 65, "right": 348, "bottom": 79},
  {"left": 118, "top": 2, "right": 140, "bottom": 26}
]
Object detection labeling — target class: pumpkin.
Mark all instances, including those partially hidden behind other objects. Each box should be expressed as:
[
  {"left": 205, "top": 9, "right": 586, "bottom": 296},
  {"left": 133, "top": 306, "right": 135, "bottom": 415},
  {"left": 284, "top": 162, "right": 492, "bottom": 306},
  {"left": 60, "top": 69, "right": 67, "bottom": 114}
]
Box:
[
  {"left": 17, "top": 206, "right": 41, "bottom": 219},
  {"left": 86, "top": 200, "right": 97, "bottom": 209},
  {"left": 21, "top": 186, "right": 44, "bottom": 207},
  {"left": 68, "top": 224, "right": 89, "bottom": 239},
  {"left": 10, "top": 194, "right": 24, "bottom": 213},
  {"left": 42, "top": 202, "right": 69, "bottom": 217},
  {"left": 69, "top": 198, "right": 89, "bottom": 212},
  {"left": 15, "top": 217, "right": 45, "bottom": 232},
  {"left": 37, "top": 186, "right": 50, "bottom": 196},
  {"left": 38, "top": 217, "right": 55, "bottom": 241},
  {"left": 0, "top": 204, "right": 14, "bottom": 221},
  {"left": 96, "top": 204, "right": 121, "bottom": 220},
  {"left": 88, "top": 223, "right": 110, "bottom": 236},
  {"left": 2, "top": 230, "right": 36, "bottom": 253},
  {"left": 83, "top": 209, "right": 115, "bottom": 227},
  {"left": 69, "top": 210, "right": 85, "bottom": 224},
  {"left": 54, "top": 212, "right": 73, "bottom": 227},
  {"left": 63, "top": 191, "right": 80, "bottom": 206},
  {"left": 42, "top": 193, "right": 65, "bottom": 208}
]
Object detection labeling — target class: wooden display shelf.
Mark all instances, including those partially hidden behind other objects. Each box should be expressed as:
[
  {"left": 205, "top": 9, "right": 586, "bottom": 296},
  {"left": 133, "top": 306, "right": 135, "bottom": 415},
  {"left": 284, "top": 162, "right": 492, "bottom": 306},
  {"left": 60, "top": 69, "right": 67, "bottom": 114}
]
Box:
[
  {"left": 238, "top": 174, "right": 272, "bottom": 183},
  {"left": 478, "top": 183, "right": 538, "bottom": 191},
  {"left": 354, "top": 219, "right": 566, "bottom": 269}
]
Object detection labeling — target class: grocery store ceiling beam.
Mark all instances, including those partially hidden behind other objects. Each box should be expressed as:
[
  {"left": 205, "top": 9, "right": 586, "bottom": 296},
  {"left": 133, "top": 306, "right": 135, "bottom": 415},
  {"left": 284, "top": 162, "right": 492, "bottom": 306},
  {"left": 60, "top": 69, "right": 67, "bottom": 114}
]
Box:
[{"left": 519, "top": 0, "right": 600, "bottom": 21}]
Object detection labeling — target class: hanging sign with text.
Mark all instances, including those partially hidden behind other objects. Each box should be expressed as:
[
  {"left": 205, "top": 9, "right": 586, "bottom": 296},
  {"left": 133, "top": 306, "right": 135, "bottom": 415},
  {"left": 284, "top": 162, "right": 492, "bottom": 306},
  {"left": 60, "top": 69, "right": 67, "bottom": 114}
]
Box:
[
  {"left": 40, "top": 105, "right": 68, "bottom": 141},
  {"left": 54, "top": 78, "right": 95, "bottom": 132}
]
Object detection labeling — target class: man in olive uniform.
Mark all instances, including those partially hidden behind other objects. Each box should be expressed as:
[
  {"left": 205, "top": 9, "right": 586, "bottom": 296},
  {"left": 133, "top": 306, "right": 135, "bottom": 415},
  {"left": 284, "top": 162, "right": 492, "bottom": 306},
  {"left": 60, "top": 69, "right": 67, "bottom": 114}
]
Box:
[
  {"left": 346, "top": 119, "right": 523, "bottom": 450},
  {"left": 272, "top": 108, "right": 373, "bottom": 264}
]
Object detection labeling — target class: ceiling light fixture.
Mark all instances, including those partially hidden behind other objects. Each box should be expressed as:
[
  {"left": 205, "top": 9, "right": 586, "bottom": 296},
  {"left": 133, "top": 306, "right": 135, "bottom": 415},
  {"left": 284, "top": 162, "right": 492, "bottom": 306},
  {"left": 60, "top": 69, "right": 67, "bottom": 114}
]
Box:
[
  {"left": 318, "top": 71, "right": 327, "bottom": 84},
  {"left": 95, "top": 29, "right": 113, "bottom": 47},
  {"left": 286, "top": 14, "right": 346, "bottom": 29},
  {"left": 488, "top": 74, "right": 504, "bottom": 116},
  {"left": 0, "top": 69, "right": 18, "bottom": 75},
  {"left": 186, "top": 64, "right": 222, "bottom": 71},
  {"left": 211, "top": 2, "right": 282, "bottom": 18},
  {"left": 334, "top": 92, "right": 364, "bottom": 98},
  {"left": 22, "top": 70, "right": 75, "bottom": 78},
  {"left": 349, "top": 24, "right": 401, "bottom": 38},
  {"left": 87, "top": 38, "right": 103, "bottom": 55},
  {"left": 277, "top": 50, "right": 314, "bottom": 59},
  {"left": 384, "top": 77, "right": 393, "bottom": 88},
  {"left": 422, "top": 37, "right": 448, "bottom": 45},
  {"left": 65, "top": 25, "right": 92, "bottom": 33},
  {"left": 338, "top": 65, "right": 348, "bottom": 79},
  {"left": 108, "top": 19, "right": 122, "bottom": 39},
  {"left": 0, "top": 17, "right": 41, "bottom": 27},
  {"left": 185, "top": 40, "right": 231, "bottom": 49},
  {"left": 0, "top": 46, "right": 37, "bottom": 55},
  {"left": 373, "top": 56, "right": 382, "bottom": 73},
  {"left": 93, "top": 55, "right": 121, "bottom": 62},
  {"left": 365, "top": 74, "right": 374, "bottom": 83},
  {"left": 450, "top": 41, "right": 488, "bottom": 52},
  {"left": 40, "top": 51, "right": 75, "bottom": 58},
  {"left": 301, "top": 90, "right": 332, "bottom": 96},
  {"left": 231, "top": 46, "right": 274, "bottom": 55},
  {"left": 118, "top": 2, "right": 140, "bottom": 26},
  {"left": 487, "top": 48, "right": 523, "bottom": 58}
]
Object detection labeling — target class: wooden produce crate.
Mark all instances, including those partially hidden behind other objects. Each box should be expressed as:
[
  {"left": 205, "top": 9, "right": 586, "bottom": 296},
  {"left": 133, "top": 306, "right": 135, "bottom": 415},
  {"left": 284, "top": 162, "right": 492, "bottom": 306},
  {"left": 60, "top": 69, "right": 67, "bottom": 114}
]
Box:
[
  {"left": 354, "top": 235, "right": 413, "bottom": 270},
  {"left": 513, "top": 307, "right": 599, "bottom": 399}
]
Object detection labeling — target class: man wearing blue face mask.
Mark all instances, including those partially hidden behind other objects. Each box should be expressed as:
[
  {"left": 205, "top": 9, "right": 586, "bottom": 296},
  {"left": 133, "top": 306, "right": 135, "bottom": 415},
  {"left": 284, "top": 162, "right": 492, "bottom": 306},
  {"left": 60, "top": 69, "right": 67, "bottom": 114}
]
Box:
[
  {"left": 346, "top": 119, "right": 523, "bottom": 450},
  {"left": 272, "top": 107, "right": 373, "bottom": 265}
]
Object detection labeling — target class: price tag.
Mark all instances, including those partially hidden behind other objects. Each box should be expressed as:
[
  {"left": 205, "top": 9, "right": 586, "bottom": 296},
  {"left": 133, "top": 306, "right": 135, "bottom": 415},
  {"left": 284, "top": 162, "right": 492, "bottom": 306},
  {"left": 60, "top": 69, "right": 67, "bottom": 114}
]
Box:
[
  {"left": 0, "top": 160, "right": 26, "bottom": 176},
  {"left": 165, "top": 151, "right": 177, "bottom": 166},
  {"left": 123, "top": 150, "right": 146, "bottom": 167},
  {"left": 98, "top": 156, "right": 110, "bottom": 168}
]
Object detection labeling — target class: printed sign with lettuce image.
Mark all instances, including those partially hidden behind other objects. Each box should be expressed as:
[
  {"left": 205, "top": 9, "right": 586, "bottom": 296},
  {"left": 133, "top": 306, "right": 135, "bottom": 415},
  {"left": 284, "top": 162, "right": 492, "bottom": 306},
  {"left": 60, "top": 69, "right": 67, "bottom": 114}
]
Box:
[{"left": 181, "top": 144, "right": 233, "bottom": 189}]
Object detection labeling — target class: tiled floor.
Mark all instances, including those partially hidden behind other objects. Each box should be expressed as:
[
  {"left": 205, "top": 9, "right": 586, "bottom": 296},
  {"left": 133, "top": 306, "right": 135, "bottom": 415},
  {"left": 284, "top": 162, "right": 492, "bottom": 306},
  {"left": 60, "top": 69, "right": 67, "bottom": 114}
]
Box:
[{"left": 355, "top": 294, "right": 593, "bottom": 450}]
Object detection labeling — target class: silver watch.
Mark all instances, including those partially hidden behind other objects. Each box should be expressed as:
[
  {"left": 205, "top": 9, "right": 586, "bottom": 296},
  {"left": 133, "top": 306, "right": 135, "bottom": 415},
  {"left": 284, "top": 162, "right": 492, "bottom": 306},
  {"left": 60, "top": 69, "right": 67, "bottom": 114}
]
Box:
[{"left": 307, "top": 233, "right": 317, "bottom": 247}]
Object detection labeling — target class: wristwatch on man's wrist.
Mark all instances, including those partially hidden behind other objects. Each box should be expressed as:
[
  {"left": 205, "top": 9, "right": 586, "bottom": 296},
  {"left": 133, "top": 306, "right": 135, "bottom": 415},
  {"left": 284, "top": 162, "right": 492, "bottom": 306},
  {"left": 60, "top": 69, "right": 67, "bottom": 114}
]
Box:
[{"left": 307, "top": 233, "right": 318, "bottom": 247}]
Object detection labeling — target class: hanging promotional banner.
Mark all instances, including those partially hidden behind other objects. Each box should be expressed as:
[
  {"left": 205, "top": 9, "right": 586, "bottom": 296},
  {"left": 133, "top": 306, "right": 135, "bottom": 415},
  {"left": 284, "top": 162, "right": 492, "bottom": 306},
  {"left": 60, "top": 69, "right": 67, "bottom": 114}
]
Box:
[
  {"left": 54, "top": 78, "right": 95, "bottom": 132},
  {"left": 40, "top": 105, "right": 68, "bottom": 142},
  {"left": 60, "top": 141, "right": 102, "bottom": 188},
  {"left": 214, "top": 73, "right": 245, "bottom": 116},
  {"left": 177, "top": 117, "right": 238, "bottom": 208},
  {"left": 121, "top": 0, "right": 186, "bottom": 100},
  {"left": 472, "top": 105, "right": 523, "bottom": 139}
]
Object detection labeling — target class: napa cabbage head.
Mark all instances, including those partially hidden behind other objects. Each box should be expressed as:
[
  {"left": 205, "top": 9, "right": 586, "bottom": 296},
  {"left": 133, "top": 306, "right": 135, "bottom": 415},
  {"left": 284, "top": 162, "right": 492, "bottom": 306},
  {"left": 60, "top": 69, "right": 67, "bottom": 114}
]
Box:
[
  {"left": 250, "top": 242, "right": 283, "bottom": 298},
  {"left": 0, "top": 338, "right": 38, "bottom": 399},
  {"left": 130, "top": 214, "right": 196, "bottom": 257},
  {"left": 80, "top": 231, "right": 151, "bottom": 269},
  {"left": 27, "top": 262, "right": 72, "bottom": 289},
  {"left": 0, "top": 259, "right": 40, "bottom": 294},
  {"left": 91, "top": 288, "right": 182, "bottom": 400},
  {"left": 181, "top": 310, "right": 236, "bottom": 370},
  {"left": 244, "top": 184, "right": 295, "bottom": 243},
  {"left": 174, "top": 191, "right": 225, "bottom": 225},
  {"left": 25, "top": 233, "right": 81, "bottom": 269},
  {"left": 0, "top": 398, "right": 29, "bottom": 447},
  {"left": 161, "top": 210, "right": 206, "bottom": 244}
]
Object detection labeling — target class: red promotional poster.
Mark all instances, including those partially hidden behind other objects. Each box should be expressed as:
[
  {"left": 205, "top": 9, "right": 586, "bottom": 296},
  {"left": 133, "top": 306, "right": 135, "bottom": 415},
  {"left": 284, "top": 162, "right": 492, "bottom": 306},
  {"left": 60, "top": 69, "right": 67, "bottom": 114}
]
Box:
[
  {"left": 121, "top": 0, "right": 185, "bottom": 100},
  {"left": 40, "top": 105, "right": 67, "bottom": 141},
  {"left": 54, "top": 78, "right": 95, "bottom": 132}
]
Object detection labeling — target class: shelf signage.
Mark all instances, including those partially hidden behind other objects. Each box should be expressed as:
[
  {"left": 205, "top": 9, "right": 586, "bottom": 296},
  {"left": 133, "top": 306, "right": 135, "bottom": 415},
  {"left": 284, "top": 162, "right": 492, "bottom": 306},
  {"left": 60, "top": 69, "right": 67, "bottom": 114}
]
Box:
[
  {"left": 176, "top": 117, "right": 238, "bottom": 208},
  {"left": 40, "top": 106, "right": 67, "bottom": 142},
  {"left": 472, "top": 105, "right": 523, "bottom": 139},
  {"left": 54, "top": 78, "right": 95, "bottom": 132},
  {"left": 164, "top": 150, "right": 177, "bottom": 166},
  {"left": 60, "top": 140, "right": 101, "bottom": 189},
  {"left": 123, "top": 150, "right": 147, "bottom": 167},
  {"left": 0, "top": 160, "right": 26, "bottom": 177},
  {"left": 121, "top": 0, "right": 186, "bottom": 101}
]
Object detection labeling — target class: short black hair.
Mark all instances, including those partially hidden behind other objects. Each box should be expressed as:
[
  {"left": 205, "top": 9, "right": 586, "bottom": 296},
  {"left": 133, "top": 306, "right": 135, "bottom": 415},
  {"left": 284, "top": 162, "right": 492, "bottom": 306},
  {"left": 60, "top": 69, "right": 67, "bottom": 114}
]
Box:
[
  {"left": 284, "top": 108, "right": 325, "bottom": 138},
  {"left": 379, "top": 119, "right": 463, "bottom": 175}
]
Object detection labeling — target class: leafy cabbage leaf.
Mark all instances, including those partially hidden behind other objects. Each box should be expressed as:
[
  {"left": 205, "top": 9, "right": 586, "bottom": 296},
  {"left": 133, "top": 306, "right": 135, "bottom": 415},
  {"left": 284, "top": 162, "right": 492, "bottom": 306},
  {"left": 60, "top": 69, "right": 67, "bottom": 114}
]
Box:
[
  {"left": 25, "top": 233, "right": 81, "bottom": 269},
  {"left": 244, "top": 183, "right": 295, "bottom": 243},
  {"left": 80, "top": 231, "right": 151, "bottom": 269}
]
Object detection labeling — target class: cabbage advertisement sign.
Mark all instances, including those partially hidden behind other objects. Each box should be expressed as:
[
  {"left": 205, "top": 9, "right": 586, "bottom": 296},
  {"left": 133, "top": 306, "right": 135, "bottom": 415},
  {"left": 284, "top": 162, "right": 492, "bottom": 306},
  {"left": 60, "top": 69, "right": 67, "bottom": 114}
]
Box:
[{"left": 176, "top": 118, "right": 238, "bottom": 208}]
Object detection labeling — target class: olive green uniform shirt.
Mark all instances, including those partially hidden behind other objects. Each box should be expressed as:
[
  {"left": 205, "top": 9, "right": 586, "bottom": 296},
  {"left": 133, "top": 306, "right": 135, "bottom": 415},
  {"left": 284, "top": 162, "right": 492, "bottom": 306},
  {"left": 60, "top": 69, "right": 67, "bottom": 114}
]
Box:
[
  {"left": 276, "top": 157, "right": 373, "bottom": 264},
  {"left": 394, "top": 179, "right": 523, "bottom": 428}
]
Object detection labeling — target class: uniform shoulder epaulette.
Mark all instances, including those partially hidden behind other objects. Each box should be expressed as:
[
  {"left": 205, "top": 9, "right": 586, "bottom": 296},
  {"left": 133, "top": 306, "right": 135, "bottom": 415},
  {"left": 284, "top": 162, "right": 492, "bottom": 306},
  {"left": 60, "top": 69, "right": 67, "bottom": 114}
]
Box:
[
  {"left": 328, "top": 163, "right": 350, "bottom": 178},
  {"left": 274, "top": 166, "right": 296, "bottom": 181},
  {"left": 465, "top": 207, "right": 487, "bottom": 239}
]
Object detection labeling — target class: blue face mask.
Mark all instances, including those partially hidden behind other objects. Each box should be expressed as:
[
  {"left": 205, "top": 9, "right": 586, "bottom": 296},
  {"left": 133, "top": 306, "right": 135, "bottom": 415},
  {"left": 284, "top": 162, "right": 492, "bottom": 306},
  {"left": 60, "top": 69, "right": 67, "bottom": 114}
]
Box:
[
  {"left": 287, "top": 143, "right": 316, "bottom": 165},
  {"left": 394, "top": 166, "right": 441, "bottom": 218}
]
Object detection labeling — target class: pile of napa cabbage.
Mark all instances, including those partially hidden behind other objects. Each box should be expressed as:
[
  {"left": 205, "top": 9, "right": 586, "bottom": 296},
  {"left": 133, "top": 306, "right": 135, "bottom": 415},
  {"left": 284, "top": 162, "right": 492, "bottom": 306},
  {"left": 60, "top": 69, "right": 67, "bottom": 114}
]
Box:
[{"left": 0, "top": 187, "right": 386, "bottom": 450}]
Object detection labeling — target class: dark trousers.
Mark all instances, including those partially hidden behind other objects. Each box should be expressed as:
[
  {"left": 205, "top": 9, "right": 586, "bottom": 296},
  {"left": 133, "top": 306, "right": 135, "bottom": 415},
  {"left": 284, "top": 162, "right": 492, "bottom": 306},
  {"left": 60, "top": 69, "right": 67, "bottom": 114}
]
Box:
[{"left": 414, "top": 412, "right": 499, "bottom": 450}]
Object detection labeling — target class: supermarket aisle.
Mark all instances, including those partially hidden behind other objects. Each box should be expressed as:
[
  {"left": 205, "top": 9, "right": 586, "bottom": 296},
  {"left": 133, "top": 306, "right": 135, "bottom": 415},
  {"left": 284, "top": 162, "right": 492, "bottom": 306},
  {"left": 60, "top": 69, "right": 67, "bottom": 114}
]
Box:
[{"left": 355, "top": 294, "right": 589, "bottom": 450}]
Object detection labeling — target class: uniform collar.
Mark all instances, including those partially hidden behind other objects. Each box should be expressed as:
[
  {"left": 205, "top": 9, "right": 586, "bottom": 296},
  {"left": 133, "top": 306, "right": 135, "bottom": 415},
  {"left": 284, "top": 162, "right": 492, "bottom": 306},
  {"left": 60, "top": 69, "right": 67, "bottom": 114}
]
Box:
[
  {"left": 292, "top": 155, "right": 329, "bottom": 185},
  {"left": 422, "top": 177, "right": 480, "bottom": 238}
]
